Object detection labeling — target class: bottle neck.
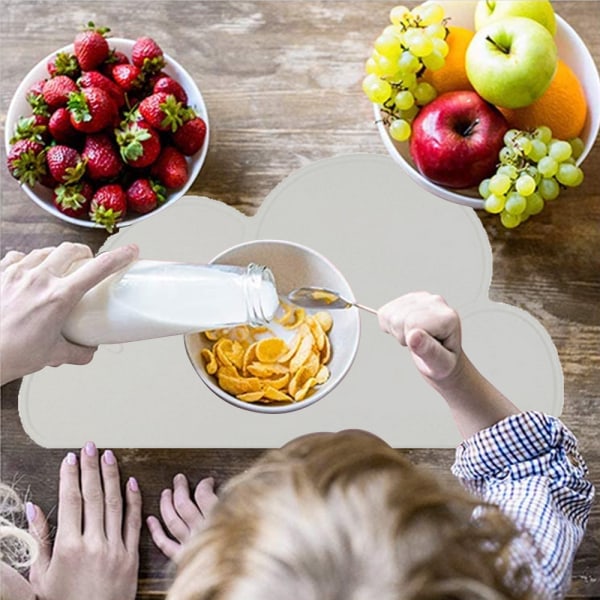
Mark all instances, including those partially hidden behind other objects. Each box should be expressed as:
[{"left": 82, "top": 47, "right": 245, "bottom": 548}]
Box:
[{"left": 243, "top": 263, "right": 276, "bottom": 325}]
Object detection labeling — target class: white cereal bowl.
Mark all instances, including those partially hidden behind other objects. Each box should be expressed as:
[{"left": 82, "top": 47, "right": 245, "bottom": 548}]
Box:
[
  {"left": 5, "top": 37, "right": 209, "bottom": 228},
  {"left": 184, "top": 240, "right": 361, "bottom": 414},
  {"left": 375, "top": 1, "right": 600, "bottom": 208}
]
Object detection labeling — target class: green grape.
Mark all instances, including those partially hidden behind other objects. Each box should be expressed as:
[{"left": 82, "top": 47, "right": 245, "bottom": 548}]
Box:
[
  {"left": 405, "top": 30, "right": 434, "bottom": 57},
  {"left": 505, "top": 192, "right": 527, "bottom": 216},
  {"left": 556, "top": 163, "right": 584, "bottom": 187},
  {"left": 479, "top": 178, "right": 491, "bottom": 199},
  {"left": 413, "top": 81, "right": 437, "bottom": 105},
  {"left": 569, "top": 137, "right": 585, "bottom": 160},
  {"left": 525, "top": 192, "right": 544, "bottom": 216},
  {"left": 515, "top": 174, "right": 536, "bottom": 196},
  {"left": 539, "top": 177, "right": 560, "bottom": 201},
  {"left": 389, "top": 118, "right": 411, "bottom": 142},
  {"left": 389, "top": 5, "right": 410, "bottom": 26},
  {"left": 365, "top": 57, "right": 378, "bottom": 74},
  {"left": 503, "top": 129, "right": 520, "bottom": 146},
  {"left": 401, "top": 105, "right": 419, "bottom": 121},
  {"left": 431, "top": 37, "right": 449, "bottom": 57},
  {"left": 376, "top": 54, "right": 400, "bottom": 77},
  {"left": 398, "top": 50, "right": 421, "bottom": 73},
  {"left": 525, "top": 165, "right": 541, "bottom": 184},
  {"left": 426, "top": 23, "right": 447, "bottom": 40},
  {"left": 533, "top": 125, "right": 553, "bottom": 144},
  {"left": 548, "top": 140, "right": 573, "bottom": 163},
  {"left": 382, "top": 25, "right": 403, "bottom": 39},
  {"left": 499, "top": 146, "right": 518, "bottom": 165},
  {"left": 489, "top": 173, "right": 512, "bottom": 196},
  {"left": 401, "top": 72, "right": 418, "bottom": 91},
  {"left": 422, "top": 50, "right": 445, "bottom": 71},
  {"left": 528, "top": 139, "right": 548, "bottom": 163},
  {"left": 500, "top": 211, "right": 521, "bottom": 229},
  {"left": 394, "top": 90, "right": 415, "bottom": 111},
  {"left": 362, "top": 74, "right": 392, "bottom": 104},
  {"left": 414, "top": 2, "right": 445, "bottom": 26},
  {"left": 514, "top": 135, "right": 533, "bottom": 156},
  {"left": 497, "top": 164, "right": 518, "bottom": 180},
  {"left": 537, "top": 156, "right": 558, "bottom": 178},
  {"left": 375, "top": 34, "right": 402, "bottom": 60},
  {"left": 484, "top": 193, "right": 506, "bottom": 214}
]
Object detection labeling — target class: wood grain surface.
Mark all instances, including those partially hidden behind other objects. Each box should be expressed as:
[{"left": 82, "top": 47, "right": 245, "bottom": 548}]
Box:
[{"left": 1, "top": 1, "right": 599, "bottom": 597}]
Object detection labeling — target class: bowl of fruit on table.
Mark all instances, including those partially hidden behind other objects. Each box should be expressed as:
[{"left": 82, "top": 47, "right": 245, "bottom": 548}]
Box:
[
  {"left": 365, "top": 0, "right": 599, "bottom": 228},
  {"left": 5, "top": 24, "right": 209, "bottom": 232}
]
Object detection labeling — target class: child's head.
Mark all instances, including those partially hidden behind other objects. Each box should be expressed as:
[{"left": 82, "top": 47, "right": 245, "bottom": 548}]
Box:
[{"left": 168, "top": 430, "right": 533, "bottom": 600}]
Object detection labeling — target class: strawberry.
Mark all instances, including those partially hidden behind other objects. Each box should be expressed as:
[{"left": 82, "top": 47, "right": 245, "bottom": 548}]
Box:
[
  {"left": 139, "top": 92, "right": 187, "bottom": 132},
  {"left": 126, "top": 178, "right": 166, "bottom": 213},
  {"left": 48, "top": 107, "right": 80, "bottom": 144},
  {"left": 82, "top": 133, "right": 121, "bottom": 180},
  {"left": 46, "top": 145, "right": 86, "bottom": 184},
  {"left": 173, "top": 116, "right": 207, "bottom": 156},
  {"left": 89, "top": 183, "right": 126, "bottom": 232},
  {"left": 43, "top": 75, "right": 78, "bottom": 110},
  {"left": 6, "top": 139, "right": 47, "bottom": 187},
  {"left": 78, "top": 71, "right": 126, "bottom": 108},
  {"left": 111, "top": 63, "right": 144, "bottom": 93},
  {"left": 74, "top": 22, "right": 110, "bottom": 71},
  {"left": 53, "top": 180, "right": 94, "bottom": 218},
  {"left": 115, "top": 120, "right": 161, "bottom": 168},
  {"left": 26, "top": 80, "right": 50, "bottom": 117},
  {"left": 47, "top": 52, "right": 80, "bottom": 78},
  {"left": 131, "top": 37, "right": 165, "bottom": 74},
  {"left": 9, "top": 115, "right": 49, "bottom": 144},
  {"left": 150, "top": 146, "right": 188, "bottom": 188},
  {"left": 152, "top": 76, "right": 188, "bottom": 104},
  {"left": 67, "top": 87, "right": 117, "bottom": 133}
]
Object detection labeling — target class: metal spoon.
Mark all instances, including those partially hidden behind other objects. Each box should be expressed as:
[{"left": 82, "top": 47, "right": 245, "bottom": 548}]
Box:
[{"left": 286, "top": 286, "right": 378, "bottom": 315}]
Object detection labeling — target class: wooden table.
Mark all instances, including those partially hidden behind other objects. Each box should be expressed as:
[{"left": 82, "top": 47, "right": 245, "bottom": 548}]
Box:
[{"left": 1, "top": 1, "right": 598, "bottom": 597}]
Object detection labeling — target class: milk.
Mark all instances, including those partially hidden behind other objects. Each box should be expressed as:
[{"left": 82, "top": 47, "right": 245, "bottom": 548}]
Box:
[{"left": 63, "top": 260, "right": 280, "bottom": 346}]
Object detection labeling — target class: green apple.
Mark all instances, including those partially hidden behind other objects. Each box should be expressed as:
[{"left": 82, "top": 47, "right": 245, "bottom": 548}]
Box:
[
  {"left": 466, "top": 17, "right": 557, "bottom": 109},
  {"left": 475, "top": 0, "right": 557, "bottom": 35}
]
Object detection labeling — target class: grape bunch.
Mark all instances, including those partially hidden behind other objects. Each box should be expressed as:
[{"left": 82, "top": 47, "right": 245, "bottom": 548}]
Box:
[
  {"left": 362, "top": 2, "right": 448, "bottom": 142},
  {"left": 479, "top": 126, "right": 585, "bottom": 229}
]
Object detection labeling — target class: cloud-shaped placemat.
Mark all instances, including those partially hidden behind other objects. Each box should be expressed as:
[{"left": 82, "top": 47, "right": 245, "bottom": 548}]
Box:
[{"left": 19, "top": 154, "right": 562, "bottom": 448}]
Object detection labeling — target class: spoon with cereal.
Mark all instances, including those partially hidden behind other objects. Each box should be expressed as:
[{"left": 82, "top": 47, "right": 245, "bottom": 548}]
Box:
[{"left": 287, "top": 287, "right": 377, "bottom": 315}]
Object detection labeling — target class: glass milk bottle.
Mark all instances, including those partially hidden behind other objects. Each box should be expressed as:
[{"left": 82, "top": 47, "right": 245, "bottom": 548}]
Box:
[{"left": 62, "top": 260, "right": 279, "bottom": 345}]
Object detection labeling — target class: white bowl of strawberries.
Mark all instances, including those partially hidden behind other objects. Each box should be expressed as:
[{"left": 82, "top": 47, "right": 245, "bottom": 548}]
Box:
[{"left": 5, "top": 27, "right": 209, "bottom": 232}]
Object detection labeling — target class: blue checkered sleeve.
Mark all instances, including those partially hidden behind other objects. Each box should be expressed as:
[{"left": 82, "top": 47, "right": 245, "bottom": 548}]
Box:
[{"left": 452, "top": 411, "right": 594, "bottom": 599}]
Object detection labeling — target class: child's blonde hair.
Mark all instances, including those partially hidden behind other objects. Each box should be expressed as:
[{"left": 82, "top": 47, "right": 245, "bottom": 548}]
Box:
[
  {"left": 0, "top": 482, "right": 38, "bottom": 571},
  {"left": 169, "top": 430, "right": 534, "bottom": 600}
]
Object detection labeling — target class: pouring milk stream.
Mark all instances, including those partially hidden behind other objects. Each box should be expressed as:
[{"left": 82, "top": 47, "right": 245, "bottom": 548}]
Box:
[{"left": 62, "top": 260, "right": 279, "bottom": 345}]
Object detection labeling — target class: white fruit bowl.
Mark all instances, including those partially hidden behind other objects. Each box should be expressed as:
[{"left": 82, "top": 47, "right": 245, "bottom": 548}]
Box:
[
  {"left": 184, "top": 240, "right": 361, "bottom": 414},
  {"left": 5, "top": 38, "right": 209, "bottom": 229},
  {"left": 375, "top": 1, "right": 600, "bottom": 208}
]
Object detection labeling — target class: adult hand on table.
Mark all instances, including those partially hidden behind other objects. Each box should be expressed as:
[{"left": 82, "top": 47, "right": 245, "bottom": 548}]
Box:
[
  {"left": 0, "top": 242, "right": 138, "bottom": 385},
  {"left": 26, "top": 442, "right": 142, "bottom": 600},
  {"left": 147, "top": 475, "right": 218, "bottom": 561}
]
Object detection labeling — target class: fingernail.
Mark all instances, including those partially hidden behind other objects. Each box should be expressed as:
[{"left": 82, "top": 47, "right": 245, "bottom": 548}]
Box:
[
  {"left": 203, "top": 477, "right": 215, "bottom": 486},
  {"left": 25, "top": 502, "right": 36, "bottom": 523},
  {"left": 174, "top": 473, "right": 185, "bottom": 482},
  {"left": 128, "top": 477, "right": 139, "bottom": 492},
  {"left": 66, "top": 452, "right": 77, "bottom": 465},
  {"left": 84, "top": 441, "right": 96, "bottom": 457},
  {"left": 103, "top": 449, "right": 116, "bottom": 465}
]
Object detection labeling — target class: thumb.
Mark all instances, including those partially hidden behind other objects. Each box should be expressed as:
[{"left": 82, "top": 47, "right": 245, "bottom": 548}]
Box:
[
  {"left": 406, "top": 328, "right": 457, "bottom": 381},
  {"left": 27, "top": 502, "right": 51, "bottom": 578}
]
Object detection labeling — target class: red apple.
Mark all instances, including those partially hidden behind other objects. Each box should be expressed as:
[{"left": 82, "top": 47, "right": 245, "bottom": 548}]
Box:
[{"left": 409, "top": 90, "right": 508, "bottom": 189}]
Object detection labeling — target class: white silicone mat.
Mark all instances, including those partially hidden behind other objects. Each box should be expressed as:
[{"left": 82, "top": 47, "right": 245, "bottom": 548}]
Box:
[{"left": 19, "top": 154, "right": 563, "bottom": 448}]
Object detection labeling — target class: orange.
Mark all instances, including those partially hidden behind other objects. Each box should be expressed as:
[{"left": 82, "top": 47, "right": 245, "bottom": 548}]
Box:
[
  {"left": 498, "top": 60, "right": 587, "bottom": 141},
  {"left": 422, "top": 26, "right": 474, "bottom": 94}
]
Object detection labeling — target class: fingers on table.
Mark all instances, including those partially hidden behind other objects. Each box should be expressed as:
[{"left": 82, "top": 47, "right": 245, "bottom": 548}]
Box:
[
  {"left": 26, "top": 502, "right": 51, "bottom": 575},
  {"left": 56, "top": 451, "right": 83, "bottom": 541},
  {"left": 124, "top": 477, "right": 142, "bottom": 554},
  {"left": 146, "top": 515, "right": 181, "bottom": 559},
  {"left": 80, "top": 442, "right": 106, "bottom": 538},
  {"left": 194, "top": 477, "right": 218, "bottom": 515},
  {"left": 100, "top": 449, "right": 124, "bottom": 542}
]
